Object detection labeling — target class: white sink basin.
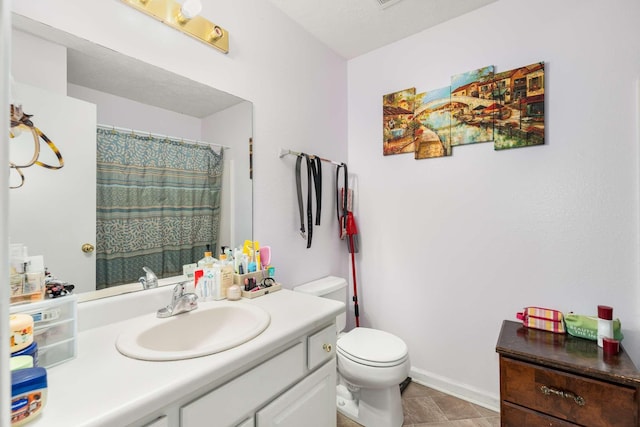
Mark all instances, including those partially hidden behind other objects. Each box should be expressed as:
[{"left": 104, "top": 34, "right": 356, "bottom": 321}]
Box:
[{"left": 115, "top": 301, "right": 271, "bottom": 361}]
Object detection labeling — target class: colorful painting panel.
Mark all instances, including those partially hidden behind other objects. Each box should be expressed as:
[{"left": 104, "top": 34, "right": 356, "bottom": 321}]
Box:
[
  {"left": 450, "top": 65, "right": 495, "bottom": 146},
  {"left": 493, "top": 62, "right": 545, "bottom": 150},
  {"left": 413, "top": 87, "right": 453, "bottom": 160},
  {"left": 383, "top": 88, "right": 416, "bottom": 156}
]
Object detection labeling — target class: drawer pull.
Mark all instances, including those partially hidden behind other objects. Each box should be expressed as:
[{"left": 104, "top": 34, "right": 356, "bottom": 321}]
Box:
[
  {"left": 540, "top": 385, "right": 586, "bottom": 406},
  {"left": 322, "top": 344, "right": 332, "bottom": 352}
]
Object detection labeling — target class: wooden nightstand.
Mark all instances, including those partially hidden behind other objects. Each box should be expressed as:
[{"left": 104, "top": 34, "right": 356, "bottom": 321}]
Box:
[{"left": 496, "top": 320, "right": 640, "bottom": 426}]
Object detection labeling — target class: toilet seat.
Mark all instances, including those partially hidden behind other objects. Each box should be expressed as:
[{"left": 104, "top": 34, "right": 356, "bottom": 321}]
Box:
[{"left": 337, "top": 327, "right": 408, "bottom": 368}]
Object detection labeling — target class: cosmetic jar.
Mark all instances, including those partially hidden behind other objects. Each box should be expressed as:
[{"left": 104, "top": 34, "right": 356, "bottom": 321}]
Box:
[
  {"left": 11, "top": 367, "right": 47, "bottom": 426},
  {"left": 11, "top": 342, "right": 38, "bottom": 367},
  {"left": 10, "top": 314, "right": 34, "bottom": 353},
  {"left": 10, "top": 356, "right": 34, "bottom": 371},
  {"left": 603, "top": 337, "right": 620, "bottom": 356},
  {"left": 227, "top": 285, "right": 241, "bottom": 301}
]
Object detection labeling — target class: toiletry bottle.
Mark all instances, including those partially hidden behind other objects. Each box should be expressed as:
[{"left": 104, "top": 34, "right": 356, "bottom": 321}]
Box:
[
  {"left": 597, "top": 305, "right": 614, "bottom": 347},
  {"left": 198, "top": 251, "right": 216, "bottom": 268},
  {"left": 218, "top": 253, "right": 234, "bottom": 297},
  {"left": 224, "top": 247, "right": 233, "bottom": 262},
  {"left": 24, "top": 255, "right": 45, "bottom": 298},
  {"left": 234, "top": 248, "right": 242, "bottom": 274},
  {"left": 202, "top": 268, "right": 215, "bottom": 301},
  {"left": 241, "top": 253, "right": 249, "bottom": 275},
  {"left": 211, "top": 264, "right": 225, "bottom": 300}
]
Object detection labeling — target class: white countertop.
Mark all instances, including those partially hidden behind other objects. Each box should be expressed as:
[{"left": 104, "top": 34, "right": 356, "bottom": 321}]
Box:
[{"left": 30, "top": 289, "right": 344, "bottom": 427}]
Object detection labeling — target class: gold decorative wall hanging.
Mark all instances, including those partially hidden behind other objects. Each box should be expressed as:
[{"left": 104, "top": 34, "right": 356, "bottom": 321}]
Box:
[
  {"left": 9, "top": 104, "right": 64, "bottom": 189},
  {"left": 121, "top": 0, "right": 229, "bottom": 54}
]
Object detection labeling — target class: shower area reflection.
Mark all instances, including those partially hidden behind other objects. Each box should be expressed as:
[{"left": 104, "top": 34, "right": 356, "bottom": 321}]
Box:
[{"left": 95, "top": 127, "right": 226, "bottom": 288}]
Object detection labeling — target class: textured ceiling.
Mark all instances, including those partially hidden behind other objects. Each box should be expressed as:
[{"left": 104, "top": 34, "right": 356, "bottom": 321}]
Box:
[{"left": 266, "top": 0, "right": 498, "bottom": 59}]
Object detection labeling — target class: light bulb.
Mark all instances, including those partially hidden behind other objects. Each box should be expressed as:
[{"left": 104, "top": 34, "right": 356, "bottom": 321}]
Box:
[{"left": 180, "top": 0, "right": 202, "bottom": 19}]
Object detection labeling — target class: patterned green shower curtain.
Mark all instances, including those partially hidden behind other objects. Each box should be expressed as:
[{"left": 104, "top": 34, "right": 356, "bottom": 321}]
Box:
[{"left": 96, "top": 128, "right": 223, "bottom": 289}]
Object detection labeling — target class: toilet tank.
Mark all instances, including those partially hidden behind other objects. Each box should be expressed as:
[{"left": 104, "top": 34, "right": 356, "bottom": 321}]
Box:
[{"left": 293, "top": 276, "right": 347, "bottom": 333}]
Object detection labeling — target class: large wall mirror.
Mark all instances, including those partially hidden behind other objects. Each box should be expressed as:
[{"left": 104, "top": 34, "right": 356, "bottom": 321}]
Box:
[{"left": 9, "top": 14, "right": 253, "bottom": 301}]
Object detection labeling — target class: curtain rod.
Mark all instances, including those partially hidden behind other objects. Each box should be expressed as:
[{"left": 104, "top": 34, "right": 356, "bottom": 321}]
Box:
[
  {"left": 97, "top": 124, "right": 231, "bottom": 150},
  {"left": 278, "top": 148, "right": 343, "bottom": 166}
]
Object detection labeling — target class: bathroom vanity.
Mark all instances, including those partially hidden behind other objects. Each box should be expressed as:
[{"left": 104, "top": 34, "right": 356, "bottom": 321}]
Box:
[
  {"left": 496, "top": 320, "right": 640, "bottom": 427},
  {"left": 29, "top": 288, "right": 344, "bottom": 427}
]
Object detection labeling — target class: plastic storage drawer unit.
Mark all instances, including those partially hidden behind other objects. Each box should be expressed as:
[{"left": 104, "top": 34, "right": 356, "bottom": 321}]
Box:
[{"left": 10, "top": 296, "right": 78, "bottom": 368}]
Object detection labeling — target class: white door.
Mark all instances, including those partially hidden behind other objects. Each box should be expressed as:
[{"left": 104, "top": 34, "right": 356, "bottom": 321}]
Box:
[
  {"left": 9, "top": 82, "right": 97, "bottom": 293},
  {"left": 256, "top": 360, "right": 336, "bottom": 427}
]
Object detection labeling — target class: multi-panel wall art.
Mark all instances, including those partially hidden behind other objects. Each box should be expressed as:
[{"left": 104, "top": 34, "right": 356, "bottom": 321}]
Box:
[
  {"left": 382, "top": 88, "right": 416, "bottom": 155},
  {"left": 383, "top": 62, "right": 545, "bottom": 158}
]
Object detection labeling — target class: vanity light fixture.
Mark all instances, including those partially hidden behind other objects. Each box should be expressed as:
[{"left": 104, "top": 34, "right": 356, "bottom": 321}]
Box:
[{"left": 120, "top": 0, "right": 229, "bottom": 53}]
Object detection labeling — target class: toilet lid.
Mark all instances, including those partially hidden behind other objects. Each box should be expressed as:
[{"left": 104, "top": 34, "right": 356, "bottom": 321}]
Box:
[{"left": 337, "top": 327, "right": 408, "bottom": 366}]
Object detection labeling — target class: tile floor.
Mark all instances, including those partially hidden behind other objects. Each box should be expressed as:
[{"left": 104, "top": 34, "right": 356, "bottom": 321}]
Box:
[{"left": 336, "top": 381, "right": 500, "bottom": 427}]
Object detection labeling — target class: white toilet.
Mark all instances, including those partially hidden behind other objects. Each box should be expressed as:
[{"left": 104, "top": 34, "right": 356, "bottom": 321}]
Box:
[{"left": 294, "top": 276, "right": 410, "bottom": 427}]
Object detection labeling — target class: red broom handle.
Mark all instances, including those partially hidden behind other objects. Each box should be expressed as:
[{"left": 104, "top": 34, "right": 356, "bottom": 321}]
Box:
[{"left": 349, "top": 237, "right": 360, "bottom": 327}]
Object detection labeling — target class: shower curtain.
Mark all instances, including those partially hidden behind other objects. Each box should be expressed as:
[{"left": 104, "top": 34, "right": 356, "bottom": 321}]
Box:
[{"left": 95, "top": 128, "right": 224, "bottom": 289}]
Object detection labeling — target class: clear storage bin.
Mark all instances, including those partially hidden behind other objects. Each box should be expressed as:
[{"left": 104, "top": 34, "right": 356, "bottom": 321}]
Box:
[
  {"left": 33, "top": 319, "right": 75, "bottom": 347},
  {"left": 38, "top": 339, "right": 77, "bottom": 368},
  {"left": 10, "top": 296, "right": 77, "bottom": 368}
]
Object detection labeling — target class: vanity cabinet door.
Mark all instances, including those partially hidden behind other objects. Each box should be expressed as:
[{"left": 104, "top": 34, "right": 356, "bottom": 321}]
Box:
[
  {"left": 181, "top": 343, "right": 304, "bottom": 427},
  {"left": 256, "top": 359, "right": 336, "bottom": 427}
]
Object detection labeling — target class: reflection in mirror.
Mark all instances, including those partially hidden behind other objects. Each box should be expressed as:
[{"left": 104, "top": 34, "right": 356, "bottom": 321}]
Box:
[{"left": 9, "top": 14, "right": 253, "bottom": 300}]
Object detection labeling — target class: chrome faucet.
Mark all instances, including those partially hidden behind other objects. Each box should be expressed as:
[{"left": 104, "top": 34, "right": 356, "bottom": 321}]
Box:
[
  {"left": 157, "top": 282, "right": 198, "bottom": 318},
  {"left": 139, "top": 266, "right": 158, "bottom": 290}
]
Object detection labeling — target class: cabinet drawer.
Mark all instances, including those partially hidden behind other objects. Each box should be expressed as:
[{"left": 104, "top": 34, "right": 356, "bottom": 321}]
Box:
[
  {"left": 501, "top": 401, "right": 577, "bottom": 427},
  {"left": 500, "top": 357, "right": 637, "bottom": 427},
  {"left": 308, "top": 324, "right": 336, "bottom": 370}
]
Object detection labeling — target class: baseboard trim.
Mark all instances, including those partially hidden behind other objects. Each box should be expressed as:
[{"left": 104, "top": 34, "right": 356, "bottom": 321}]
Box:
[{"left": 409, "top": 366, "right": 500, "bottom": 412}]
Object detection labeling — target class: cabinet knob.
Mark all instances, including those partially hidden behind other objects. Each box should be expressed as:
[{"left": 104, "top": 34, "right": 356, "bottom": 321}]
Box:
[
  {"left": 82, "top": 243, "right": 95, "bottom": 253},
  {"left": 323, "top": 344, "right": 332, "bottom": 353}
]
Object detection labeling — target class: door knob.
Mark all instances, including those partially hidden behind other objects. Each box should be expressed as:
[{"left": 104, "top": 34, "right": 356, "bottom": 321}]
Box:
[{"left": 81, "top": 243, "right": 95, "bottom": 253}]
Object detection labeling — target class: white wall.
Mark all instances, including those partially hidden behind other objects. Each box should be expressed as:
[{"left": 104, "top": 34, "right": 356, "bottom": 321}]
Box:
[
  {"left": 11, "top": 29, "right": 66, "bottom": 95},
  {"left": 10, "top": 1, "right": 349, "bottom": 286},
  {"left": 348, "top": 0, "right": 640, "bottom": 407},
  {"left": 202, "top": 101, "right": 253, "bottom": 250},
  {"left": 68, "top": 84, "right": 203, "bottom": 140}
]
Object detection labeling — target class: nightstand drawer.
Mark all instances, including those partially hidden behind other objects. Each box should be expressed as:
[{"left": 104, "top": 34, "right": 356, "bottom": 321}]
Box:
[
  {"left": 502, "top": 401, "right": 577, "bottom": 427},
  {"left": 501, "top": 357, "right": 637, "bottom": 427}
]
